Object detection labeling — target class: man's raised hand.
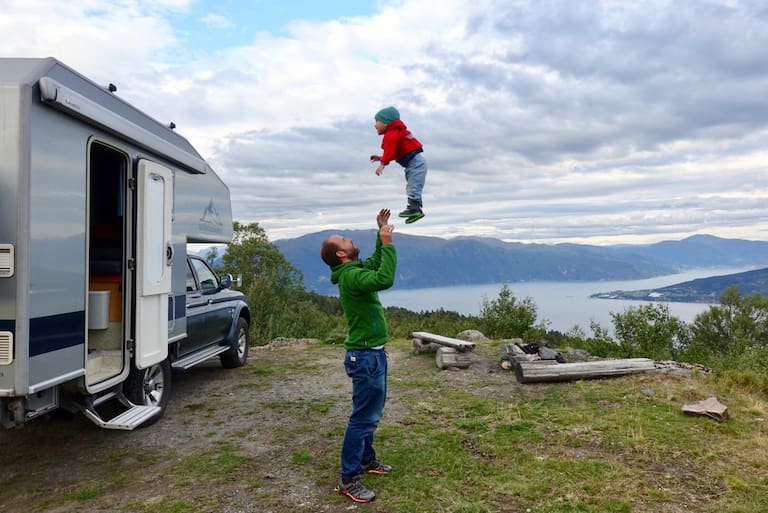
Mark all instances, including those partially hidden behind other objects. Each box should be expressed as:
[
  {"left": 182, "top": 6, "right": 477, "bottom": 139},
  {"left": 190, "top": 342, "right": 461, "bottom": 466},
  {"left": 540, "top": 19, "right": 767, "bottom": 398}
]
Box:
[
  {"left": 377, "top": 209, "right": 391, "bottom": 228},
  {"left": 379, "top": 224, "right": 395, "bottom": 245}
]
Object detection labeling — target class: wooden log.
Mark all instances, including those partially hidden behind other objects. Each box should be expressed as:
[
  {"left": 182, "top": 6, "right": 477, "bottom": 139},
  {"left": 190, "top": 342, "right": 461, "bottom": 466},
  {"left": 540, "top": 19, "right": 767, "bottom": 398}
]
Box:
[
  {"left": 501, "top": 359, "right": 558, "bottom": 370},
  {"left": 435, "top": 347, "right": 472, "bottom": 369},
  {"left": 412, "top": 338, "right": 441, "bottom": 354},
  {"left": 515, "top": 358, "right": 655, "bottom": 383},
  {"left": 411, "top": 331, "right": 476, "bottom": 352}
]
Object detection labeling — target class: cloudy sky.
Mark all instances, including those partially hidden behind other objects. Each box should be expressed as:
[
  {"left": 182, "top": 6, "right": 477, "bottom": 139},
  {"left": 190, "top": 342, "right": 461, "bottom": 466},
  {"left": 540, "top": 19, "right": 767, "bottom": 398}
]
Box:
[{"left": 2, "top": 0, "right": 768, "bottom": 245}]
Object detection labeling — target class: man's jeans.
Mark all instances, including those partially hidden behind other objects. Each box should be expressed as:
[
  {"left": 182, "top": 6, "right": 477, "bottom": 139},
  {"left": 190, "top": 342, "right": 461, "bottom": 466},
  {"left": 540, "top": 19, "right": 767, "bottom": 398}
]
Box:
[
  {"left": 341, "top": 348, "right": 388, "bottom": 479},
  {"left": 404, "top": 153, "right": 427, "bottom": 206}
]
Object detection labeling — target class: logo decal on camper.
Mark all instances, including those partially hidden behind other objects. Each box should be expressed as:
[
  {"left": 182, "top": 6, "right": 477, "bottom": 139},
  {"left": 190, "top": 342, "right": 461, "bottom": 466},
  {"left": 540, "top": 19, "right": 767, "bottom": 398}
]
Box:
[{"left": 200, "top": 199, "right": 223, "bottom": 227}]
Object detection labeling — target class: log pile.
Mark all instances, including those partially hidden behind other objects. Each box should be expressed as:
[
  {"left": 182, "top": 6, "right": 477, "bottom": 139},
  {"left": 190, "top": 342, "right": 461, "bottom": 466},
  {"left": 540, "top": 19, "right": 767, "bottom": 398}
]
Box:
[
  {"left": 514, "top": 358, "right": 656, "bottom": 383},
  {"left": 500, "top": 341, "right": 655, "bottom": 383},
  {"left": 411, "top": 331, "right": 476, "bottom": 370}
]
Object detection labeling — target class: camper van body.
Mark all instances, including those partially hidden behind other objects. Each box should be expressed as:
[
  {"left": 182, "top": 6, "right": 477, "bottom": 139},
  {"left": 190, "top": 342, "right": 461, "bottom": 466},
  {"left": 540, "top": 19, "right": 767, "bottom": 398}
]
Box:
[{"left": 0, "top": 57, "right": 249, "bottom": 429}]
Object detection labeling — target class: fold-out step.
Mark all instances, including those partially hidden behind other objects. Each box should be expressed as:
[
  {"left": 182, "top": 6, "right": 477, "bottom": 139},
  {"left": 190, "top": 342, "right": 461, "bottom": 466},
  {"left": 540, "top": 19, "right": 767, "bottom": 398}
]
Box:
[{"left": 83, "top": 404, "right": 161, "bottom": 430}]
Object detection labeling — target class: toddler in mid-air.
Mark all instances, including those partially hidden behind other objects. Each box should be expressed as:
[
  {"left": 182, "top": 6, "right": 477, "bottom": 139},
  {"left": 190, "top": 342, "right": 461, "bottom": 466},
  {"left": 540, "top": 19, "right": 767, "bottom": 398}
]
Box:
[{"left": 370, "top": 106, "right": 428, "bottom": 223}]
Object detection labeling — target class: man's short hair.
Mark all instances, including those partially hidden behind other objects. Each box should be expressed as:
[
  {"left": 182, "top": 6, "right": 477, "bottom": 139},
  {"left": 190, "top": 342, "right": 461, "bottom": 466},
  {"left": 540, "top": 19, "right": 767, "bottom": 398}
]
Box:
[{"left": 320, "top": 238, "right": 342, "bottom": 267}]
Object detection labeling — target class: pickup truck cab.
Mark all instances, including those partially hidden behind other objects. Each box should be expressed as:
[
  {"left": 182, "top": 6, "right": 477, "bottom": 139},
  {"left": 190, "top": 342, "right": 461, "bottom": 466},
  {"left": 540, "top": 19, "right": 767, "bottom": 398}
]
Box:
[
  {"left": 120, "top": 255, "right": 250, "bottom": 425},
  {"left": 182, "top": 255, "right": 250, "bottom": 370}
]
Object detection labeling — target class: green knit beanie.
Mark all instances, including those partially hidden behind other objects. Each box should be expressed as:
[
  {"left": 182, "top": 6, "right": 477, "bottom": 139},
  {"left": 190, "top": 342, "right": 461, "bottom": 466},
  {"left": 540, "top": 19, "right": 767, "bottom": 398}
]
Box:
[{"left": 375, "top": 106, "right": 400, "bottom": 124}]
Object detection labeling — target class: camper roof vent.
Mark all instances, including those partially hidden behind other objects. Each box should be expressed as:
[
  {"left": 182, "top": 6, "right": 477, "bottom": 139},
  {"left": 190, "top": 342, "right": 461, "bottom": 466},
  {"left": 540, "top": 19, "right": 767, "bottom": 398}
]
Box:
[
  {"left": 0, "top": 244, "right": 13, "bottom": 278},
  {"left": 0, "top": 332, "right": 11, "bottom": 365}
]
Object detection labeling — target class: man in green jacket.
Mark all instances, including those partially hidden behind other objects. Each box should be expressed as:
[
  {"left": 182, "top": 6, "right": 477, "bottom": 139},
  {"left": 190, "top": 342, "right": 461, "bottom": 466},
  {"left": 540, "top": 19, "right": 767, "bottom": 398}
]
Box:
[{"left": 320, "top": 209, "right": 397, "bottom": 503}]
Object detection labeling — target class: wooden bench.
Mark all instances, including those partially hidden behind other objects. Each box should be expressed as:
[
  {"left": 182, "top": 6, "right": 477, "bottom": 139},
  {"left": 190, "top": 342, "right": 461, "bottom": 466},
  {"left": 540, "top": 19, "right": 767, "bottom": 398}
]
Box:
[{"left": 411, "top": 331, "right": 476, "bottom": 369}]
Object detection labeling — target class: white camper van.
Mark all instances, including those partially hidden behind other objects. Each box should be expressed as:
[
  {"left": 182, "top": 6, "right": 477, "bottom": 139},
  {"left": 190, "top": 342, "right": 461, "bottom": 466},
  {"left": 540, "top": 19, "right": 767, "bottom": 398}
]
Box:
[{"left": 0, "top": 58, "right": 251, "bottom": 430}]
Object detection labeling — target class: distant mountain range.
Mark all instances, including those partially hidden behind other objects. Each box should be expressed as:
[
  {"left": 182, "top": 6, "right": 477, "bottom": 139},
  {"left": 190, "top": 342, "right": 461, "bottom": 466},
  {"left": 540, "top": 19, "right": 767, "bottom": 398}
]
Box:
[
  {"left": 268, "top": 233, "right": 768, "bottom": 295},
  {"left": 591, "top": 267, "right": 768, "bottom": 303}
]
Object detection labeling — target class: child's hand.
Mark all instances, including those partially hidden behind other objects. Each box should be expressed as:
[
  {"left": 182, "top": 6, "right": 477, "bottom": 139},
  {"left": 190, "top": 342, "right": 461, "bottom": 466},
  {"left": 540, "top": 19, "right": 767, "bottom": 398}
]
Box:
[
  {"left": 370, "top": 155, "right": 381, "bottom": 162},
  {"left": 375, "top": 164, "right": 385, "bottom": 176}
]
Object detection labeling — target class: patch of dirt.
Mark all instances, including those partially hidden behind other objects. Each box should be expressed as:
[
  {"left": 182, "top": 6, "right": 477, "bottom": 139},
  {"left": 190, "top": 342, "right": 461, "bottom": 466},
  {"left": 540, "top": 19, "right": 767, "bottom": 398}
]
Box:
[{"left": 0, "top": 340, "right": 525, "bottom": 513}]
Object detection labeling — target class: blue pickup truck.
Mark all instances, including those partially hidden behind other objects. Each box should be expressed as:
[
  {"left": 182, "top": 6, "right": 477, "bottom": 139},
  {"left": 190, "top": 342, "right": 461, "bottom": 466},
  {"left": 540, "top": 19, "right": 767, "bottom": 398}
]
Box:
[{"left": 119, "top": 255, "right": 251, "bottom": 427}]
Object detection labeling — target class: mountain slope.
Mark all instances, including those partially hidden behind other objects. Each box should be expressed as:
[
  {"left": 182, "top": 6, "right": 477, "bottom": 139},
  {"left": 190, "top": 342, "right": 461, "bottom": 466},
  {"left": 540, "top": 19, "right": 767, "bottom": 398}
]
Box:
[
  {"left": 592, "top": 267, "right": 768, "bottom": 303},
  {"left": 605, "top": 234, "right": 768, "bottom": 267},
  {"left": 274, "top": 232, "right": 768, "bottom": 294}
]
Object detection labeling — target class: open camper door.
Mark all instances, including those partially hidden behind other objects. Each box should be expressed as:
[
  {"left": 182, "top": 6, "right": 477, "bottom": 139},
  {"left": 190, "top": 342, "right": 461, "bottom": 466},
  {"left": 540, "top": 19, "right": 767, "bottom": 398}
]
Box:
[{"left": 135, "top": 160, "right": 173, "bottom": 368}]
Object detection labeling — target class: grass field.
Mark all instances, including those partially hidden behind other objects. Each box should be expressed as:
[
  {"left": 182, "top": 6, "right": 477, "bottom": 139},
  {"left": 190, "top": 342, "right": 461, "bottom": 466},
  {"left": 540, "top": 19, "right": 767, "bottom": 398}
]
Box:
[{"left": 1, "top": 337, "right": 766, "bottom": 513}]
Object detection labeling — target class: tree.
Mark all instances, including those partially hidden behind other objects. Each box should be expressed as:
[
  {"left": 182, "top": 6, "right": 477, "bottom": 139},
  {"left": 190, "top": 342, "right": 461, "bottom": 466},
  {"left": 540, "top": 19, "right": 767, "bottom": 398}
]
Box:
[
  {"left": 689, "top": 287, "right": 768, "bottom": 358},
  {"left": 204, "top": 246, "right": 218, "bottom": 267},
  {"left": 222, "top": 221, "right": 302, "bottom": 291},
  {"left": 611, "top": 303, "right": 686, "bottom": 360},
  {"left": 219, "top": 221, "right": 341, "bottom": 345},
  {"left": 563, "top": 321, "right": 625, "bottom": 358},
  {"left": 479, "top": 284, "right": 540, "bottom": 340}
]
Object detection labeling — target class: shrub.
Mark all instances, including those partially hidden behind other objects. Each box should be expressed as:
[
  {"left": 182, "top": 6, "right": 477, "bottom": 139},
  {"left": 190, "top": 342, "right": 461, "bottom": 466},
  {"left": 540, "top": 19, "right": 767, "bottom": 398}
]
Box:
[
  {"left": 689, "top": 287, "right": 768, "bottom": 357},
  {"left": 479, "top": 284, "right": 540, "bottom": 340},
  {"left": 611, "top": 303, "right": 686, "bottom": 360},
  {"left": 385, "top": 307, "right": 478, "bottom": 340}
]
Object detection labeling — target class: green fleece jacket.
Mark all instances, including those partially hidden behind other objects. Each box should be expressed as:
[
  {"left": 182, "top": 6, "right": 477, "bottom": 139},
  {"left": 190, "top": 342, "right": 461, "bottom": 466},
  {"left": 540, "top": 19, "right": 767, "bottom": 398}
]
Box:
[{"left": 330, "top": 234, "right": 397, "bottom": 350}]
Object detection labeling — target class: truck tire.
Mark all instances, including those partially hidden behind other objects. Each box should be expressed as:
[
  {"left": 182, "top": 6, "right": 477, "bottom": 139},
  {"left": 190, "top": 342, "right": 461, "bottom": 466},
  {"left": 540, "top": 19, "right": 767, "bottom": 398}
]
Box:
[
  {"left": 220, "top": 317, "right": 249, "bottom": 368},
  {"left": 123, "top": 358, "right": 172, "bottom": 426}
]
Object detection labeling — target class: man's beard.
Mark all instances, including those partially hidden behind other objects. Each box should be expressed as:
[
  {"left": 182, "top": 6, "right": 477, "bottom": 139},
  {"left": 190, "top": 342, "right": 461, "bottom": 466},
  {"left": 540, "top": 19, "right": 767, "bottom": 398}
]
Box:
[{"left": 346, "top": 247, "right": 360, "bottom": 261}]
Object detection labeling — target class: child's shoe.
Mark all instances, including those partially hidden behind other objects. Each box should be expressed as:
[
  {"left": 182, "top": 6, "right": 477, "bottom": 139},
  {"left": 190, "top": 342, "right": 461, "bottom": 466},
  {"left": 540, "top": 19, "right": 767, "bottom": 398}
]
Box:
[
  {"left": 398, "top": 206, "right": 421, "bottom": 218},
  {"left": 404, "top": 210, "right": 425, "bottom": 224}
]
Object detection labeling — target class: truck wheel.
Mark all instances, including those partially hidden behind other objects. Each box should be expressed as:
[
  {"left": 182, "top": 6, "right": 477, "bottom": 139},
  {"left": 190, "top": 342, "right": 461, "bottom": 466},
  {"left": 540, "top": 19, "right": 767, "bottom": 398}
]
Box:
[
  {"left": 123, "top": 358, "right": 172, "bottom": 426},
  {"left": 220, "top": 317, "right": 249, "bottom": 368}
]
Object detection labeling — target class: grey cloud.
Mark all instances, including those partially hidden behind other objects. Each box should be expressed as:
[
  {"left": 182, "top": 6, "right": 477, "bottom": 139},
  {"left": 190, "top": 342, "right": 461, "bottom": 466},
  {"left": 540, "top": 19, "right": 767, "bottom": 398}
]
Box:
[
  {"left": 410, "top": 1, "right": 768, "bottom": 167},
  {"left": 213, "top": 121, "right": 371, "bottom": 171},
  {"left": 150, "top": 1, "right": 768, "bottom": 243}
]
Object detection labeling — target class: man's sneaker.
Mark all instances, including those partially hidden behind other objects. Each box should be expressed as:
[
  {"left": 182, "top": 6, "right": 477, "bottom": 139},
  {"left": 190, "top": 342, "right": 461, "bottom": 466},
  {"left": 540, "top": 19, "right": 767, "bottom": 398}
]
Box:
[
  {"left": 398, "top": 206, "right": 421, "bottom": 218},
  {"left": 338, "top": 476, "right": 375, "bottom": 503},
  {"left": 404, "top": 211, "right": 425, "bottom": 224},
  {"left": 362, "top": 459, "right": 393, "bottom": 474}
]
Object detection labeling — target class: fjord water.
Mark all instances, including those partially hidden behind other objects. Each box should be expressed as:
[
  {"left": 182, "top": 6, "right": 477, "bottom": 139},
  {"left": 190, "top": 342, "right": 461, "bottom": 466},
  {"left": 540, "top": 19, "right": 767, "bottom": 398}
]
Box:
[{"left": 379, "top": 267, "right": 754, "bottom": 333}]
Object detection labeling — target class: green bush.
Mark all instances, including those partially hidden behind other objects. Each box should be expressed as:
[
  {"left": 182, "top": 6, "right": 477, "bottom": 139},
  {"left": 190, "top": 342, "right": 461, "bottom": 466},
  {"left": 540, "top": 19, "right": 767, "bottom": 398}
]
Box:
[
  {"left": 562, "top": 321, "right": 624, "bottom": 358},
  {"left": 245, "top": 281, "right": 343, "bottom": 345},
  {"left": 610, "top": 303, "right": 687, "bottom": 360},
  {"left": 478, "top": 284, "right": 540, "bottom": 340},
  {"left": 689, "top": 287, "right": 768, "bottom": 356},
  {"left": 385, "top": 307, "right": 479, "bottom": 339}
]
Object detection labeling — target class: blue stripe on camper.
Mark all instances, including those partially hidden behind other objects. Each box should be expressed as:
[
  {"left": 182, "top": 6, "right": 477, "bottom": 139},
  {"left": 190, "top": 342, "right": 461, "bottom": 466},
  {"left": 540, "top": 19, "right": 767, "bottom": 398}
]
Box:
[
  {"left": 0, "top": 319, "right": 14, "bottom": 334},
  {"left": 170, "top": 294, "right": 185, "bottom": 320},
  {"left": 30, "top": 311, "right": 85, "bottom": 357},
  {"left": 27, "top": 295, "right": 186, "bottom": 355}
]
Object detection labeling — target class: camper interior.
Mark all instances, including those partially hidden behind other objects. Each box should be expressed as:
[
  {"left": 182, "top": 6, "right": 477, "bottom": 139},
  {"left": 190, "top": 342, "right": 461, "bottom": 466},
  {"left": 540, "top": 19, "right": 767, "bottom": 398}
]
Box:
[{"left": 86, "top": 141, "right": 129, "bottom": 386}]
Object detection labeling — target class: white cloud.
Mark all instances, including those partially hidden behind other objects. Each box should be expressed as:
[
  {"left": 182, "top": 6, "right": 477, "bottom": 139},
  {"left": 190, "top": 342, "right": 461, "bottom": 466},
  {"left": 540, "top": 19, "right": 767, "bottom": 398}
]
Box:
[
  {"left": 0, "top": 0, "right": 181, "bottom": 86},
  {"left": 200, "top": 13, "right": 231, "bottom": 29},
  {"left": 2, "top": 0, "right": 767, "bottom": 245}
]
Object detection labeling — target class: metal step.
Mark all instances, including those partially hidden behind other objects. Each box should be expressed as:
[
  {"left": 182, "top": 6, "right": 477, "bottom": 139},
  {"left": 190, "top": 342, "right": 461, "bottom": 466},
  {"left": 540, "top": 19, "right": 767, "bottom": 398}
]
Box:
[
  {"left": 83, "top": 403, "right": 161, "bottom": 430},
  {"left": 171, "top": 344, "right": 229, "bottom": 370}
]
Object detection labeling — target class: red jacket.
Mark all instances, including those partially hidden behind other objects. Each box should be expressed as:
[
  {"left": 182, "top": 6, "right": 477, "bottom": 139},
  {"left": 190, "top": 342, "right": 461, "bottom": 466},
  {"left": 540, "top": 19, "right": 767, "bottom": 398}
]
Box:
[{"left": 379, "top": 120, "right": 423, "bottom": 166}]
